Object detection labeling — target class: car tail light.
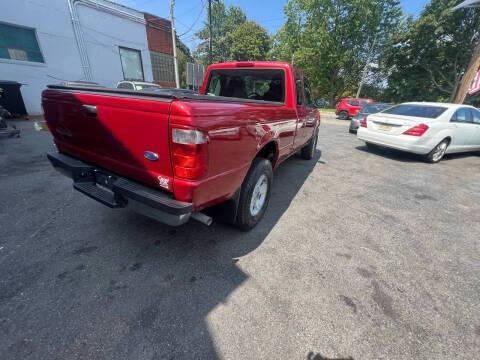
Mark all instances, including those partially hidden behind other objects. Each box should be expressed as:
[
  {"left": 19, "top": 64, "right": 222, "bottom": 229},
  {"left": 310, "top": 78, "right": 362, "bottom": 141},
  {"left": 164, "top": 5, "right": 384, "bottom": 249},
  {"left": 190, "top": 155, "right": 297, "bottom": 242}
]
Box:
[
  {"left": 403, "top": 123, "right": 429, "bottom": 136},
  {"left": 171, "top": 128, "right": 208, "bottom": 180},
  {"left": 360, "top": 117, "right": 368, "bottom": 128}
]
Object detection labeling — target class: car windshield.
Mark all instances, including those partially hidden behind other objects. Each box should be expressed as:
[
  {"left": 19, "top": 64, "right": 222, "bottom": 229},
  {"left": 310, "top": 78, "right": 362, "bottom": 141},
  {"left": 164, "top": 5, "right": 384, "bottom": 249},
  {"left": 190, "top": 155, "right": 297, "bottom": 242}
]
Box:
[
  {"left": 382, "top": 104, "right": 448, "bottom": 119},
  {"left": 361, "top": 104, "right": 391, "bottom": 114}
]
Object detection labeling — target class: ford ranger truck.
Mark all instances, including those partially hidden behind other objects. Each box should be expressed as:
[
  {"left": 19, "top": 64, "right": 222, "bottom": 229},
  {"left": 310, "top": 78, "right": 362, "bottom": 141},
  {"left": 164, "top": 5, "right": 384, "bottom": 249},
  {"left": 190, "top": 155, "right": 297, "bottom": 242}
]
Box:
[{"left": 43, "top": 61, "right": 320, "bottom": 229}]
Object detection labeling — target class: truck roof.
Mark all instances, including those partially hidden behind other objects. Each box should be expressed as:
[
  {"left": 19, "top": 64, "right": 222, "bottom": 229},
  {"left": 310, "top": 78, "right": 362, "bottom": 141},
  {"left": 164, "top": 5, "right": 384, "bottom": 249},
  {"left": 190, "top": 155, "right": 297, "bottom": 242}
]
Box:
[{"left": 207, "top": 61, "right": 294, "bottom": 71}]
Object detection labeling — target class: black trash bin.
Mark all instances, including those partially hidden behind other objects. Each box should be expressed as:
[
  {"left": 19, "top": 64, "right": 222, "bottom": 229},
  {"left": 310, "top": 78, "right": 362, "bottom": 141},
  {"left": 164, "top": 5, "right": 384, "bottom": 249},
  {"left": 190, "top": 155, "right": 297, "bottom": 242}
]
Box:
[{"left": 0, "top": 81, "right": 28, "bottom": 117}]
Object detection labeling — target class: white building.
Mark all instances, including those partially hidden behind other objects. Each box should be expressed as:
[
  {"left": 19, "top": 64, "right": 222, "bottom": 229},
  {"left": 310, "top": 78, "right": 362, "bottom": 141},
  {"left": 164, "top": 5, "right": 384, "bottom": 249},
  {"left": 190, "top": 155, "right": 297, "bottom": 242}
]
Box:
[{"left": 0, "top": 0, "right": 155, "bottom": 115}]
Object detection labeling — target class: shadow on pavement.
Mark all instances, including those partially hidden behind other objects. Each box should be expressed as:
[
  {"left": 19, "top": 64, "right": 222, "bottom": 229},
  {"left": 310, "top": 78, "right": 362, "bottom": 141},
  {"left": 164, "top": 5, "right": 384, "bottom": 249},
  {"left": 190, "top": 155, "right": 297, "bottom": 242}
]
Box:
[
  {"left": 355, "top": 144, "right": 422, "bottom": 163},
  {"left": 0, "top": 118, "right": 321, "bottom": 359},
  {"left": 357, "top": 144, "right": 479, "bottom": 163},
  {"left": 307, "top": 351, "right": 354, "bottom": 360}
]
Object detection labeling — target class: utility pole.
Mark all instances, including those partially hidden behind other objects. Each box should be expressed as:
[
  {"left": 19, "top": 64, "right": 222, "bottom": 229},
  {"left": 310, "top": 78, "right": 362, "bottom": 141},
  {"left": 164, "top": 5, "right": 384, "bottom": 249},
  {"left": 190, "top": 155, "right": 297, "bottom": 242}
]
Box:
[
  {"left": 452, "top": 1, "right": 480, "bottom": 103},
  {"left": 170, "top": 0, "right": 180, "bottom": 88},
  {"left": 453, "top": 40, "right": 480, "bottom": 103},
  {"left": 208, "top": 0, "right": 213, "bottom": 64},
  {"left": 356, "top": 35, "right": 377, "bottom": 98}
]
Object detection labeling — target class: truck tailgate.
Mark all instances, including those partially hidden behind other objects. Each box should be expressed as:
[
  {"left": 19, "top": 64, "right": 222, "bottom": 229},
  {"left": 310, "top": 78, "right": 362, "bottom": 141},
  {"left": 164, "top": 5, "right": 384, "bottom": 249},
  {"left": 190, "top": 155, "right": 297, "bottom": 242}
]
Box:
[{"left": 42, "top": 88, "right": 175, "bottom": 191}]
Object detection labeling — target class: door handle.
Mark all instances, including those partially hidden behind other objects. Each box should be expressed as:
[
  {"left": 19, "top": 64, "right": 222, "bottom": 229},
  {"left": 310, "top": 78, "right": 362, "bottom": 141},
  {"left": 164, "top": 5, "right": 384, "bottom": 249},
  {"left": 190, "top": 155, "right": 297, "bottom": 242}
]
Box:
[{"left": 82, "top": 104, "right": 97, "bottom": 116}]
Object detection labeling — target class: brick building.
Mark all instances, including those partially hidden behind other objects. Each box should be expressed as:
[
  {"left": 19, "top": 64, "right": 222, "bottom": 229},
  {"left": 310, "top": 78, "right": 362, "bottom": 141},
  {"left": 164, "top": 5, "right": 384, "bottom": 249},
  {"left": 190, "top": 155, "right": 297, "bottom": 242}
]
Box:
[
  {"left": 144, "top": 13, "right": 176, "bottom": 88},
  {"left": 0, "top": 0, "right": 177, "bottom": 115}
]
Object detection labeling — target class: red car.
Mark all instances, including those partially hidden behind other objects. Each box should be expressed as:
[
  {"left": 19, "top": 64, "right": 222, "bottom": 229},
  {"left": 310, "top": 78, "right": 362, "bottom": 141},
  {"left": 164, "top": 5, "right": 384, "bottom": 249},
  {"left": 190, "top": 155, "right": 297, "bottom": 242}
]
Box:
[
  {"left": 335, "top": 97, "right": 373, "bottom": 120},
  {"left": 43, "top": 61, "right": 320, "bottom": 230}
]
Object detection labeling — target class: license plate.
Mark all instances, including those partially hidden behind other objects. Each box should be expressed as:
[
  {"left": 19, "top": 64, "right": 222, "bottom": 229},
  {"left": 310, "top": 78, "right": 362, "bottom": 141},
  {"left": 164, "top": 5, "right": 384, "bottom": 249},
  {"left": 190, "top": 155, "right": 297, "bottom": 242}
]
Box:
[{"left": 378, "top": 124, "right": 393, "bottom": 131}]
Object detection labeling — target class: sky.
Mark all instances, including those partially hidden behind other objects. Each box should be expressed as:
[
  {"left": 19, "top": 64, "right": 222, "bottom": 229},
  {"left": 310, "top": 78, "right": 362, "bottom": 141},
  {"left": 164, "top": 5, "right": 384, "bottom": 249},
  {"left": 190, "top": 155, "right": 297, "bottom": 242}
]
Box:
[{"left": 115, "top": 0, "right": 430, "bottom": 51}]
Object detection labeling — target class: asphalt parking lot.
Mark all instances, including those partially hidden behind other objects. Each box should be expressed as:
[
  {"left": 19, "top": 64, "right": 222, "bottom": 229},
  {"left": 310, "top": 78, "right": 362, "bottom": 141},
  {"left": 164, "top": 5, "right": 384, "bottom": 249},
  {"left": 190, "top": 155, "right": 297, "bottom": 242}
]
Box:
[{"left": 1, "top": 118, "right": 479, "bottom": 360}]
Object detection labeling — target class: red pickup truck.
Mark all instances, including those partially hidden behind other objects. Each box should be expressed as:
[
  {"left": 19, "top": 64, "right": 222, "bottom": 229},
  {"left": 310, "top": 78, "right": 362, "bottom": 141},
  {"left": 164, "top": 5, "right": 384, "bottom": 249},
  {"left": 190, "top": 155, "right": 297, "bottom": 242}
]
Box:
[{"left": 43, "top": 61, "right": 320, "bottom": 229}]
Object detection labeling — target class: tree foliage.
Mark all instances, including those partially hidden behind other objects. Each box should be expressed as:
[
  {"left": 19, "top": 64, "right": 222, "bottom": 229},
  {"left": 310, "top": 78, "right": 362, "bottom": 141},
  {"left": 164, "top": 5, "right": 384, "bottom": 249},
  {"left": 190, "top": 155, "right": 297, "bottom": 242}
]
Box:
[
  {"left": 176, "top": 38, "right": 194, "bottom": 88},
  {"left": 383, "top": 0, "right": 480, "bottom": 103},
  {"left": 195, "top": 2, "right": 247, "bottom": 63},
  {"left": 192, "top": 0, "right": 478, "bottom": 104},
  {"left": 272, "top": 0, "right": 403, "bottom": 105},
  {"left": 229, "top": 21, "right": 271, "bottom": 61},
  {"left": 194, "top": 1, "right": 270, "bottom": 63}
]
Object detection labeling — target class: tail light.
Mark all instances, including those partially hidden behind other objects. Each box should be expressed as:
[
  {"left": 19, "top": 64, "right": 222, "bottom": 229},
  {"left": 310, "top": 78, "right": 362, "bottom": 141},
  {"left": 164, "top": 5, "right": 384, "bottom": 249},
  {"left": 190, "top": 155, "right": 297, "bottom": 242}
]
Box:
[
  {"left": 403, "top": 123, "right": 429, "bottom": 136},
  {"left": 360, "top": 117, "right": 367, "bottom": 128},
  {"left": 171, "top": 128, "right": 208, "bottom": 180}
]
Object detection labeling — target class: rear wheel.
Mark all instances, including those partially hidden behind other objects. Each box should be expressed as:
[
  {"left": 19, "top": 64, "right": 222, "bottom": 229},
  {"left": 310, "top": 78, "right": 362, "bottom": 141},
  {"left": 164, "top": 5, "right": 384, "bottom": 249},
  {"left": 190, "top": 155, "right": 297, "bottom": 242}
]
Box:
[
  {"left": 425, "top": 139, "right": 449, "bottom": 163},
  {"left": 301, "top": 129, "right": 318, "bottom": 160},
  {"left": 236, "top": 158, "right": 273, "bottom": 230},
  {"left": 338, "top": 111, "right": 349, "bottom": 120}
]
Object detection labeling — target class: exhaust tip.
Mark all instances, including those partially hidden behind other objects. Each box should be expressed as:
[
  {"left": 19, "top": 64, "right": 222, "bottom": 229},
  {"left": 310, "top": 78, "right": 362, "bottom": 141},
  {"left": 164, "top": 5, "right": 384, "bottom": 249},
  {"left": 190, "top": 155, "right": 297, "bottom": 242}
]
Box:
[{"left": 191, "top": 212, "right": 213, "bottom": 226}]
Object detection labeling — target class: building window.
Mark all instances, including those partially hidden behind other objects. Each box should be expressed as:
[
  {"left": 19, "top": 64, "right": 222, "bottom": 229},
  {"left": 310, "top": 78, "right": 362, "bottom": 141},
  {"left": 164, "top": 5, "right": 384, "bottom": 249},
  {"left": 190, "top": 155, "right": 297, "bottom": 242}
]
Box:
[
  {"left": 0, "top": 22, "right": 44, "bottom": 63},
  {"left": 119, "top": 47, "right": 144, "bottom": 81},
  {"left": 150, "top": 51, "right": 175, "bottom": 83}
]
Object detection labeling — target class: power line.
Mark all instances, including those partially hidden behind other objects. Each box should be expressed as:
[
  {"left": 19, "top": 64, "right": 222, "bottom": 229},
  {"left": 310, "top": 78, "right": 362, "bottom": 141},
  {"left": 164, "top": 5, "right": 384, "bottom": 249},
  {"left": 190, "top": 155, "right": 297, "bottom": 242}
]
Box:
[
  {"left": 177, "top": 0, "right": 205, "bottom": 17},
  {"left": 178, "top": 0, "right": 206, "bottom": 37}
]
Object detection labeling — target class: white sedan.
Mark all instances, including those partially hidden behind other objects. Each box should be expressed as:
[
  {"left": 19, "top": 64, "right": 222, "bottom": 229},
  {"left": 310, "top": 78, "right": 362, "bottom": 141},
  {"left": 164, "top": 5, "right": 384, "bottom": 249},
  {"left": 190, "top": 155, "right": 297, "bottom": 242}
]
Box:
[{"left": 357, "top": 102, "right": 480, "bottom": 163}]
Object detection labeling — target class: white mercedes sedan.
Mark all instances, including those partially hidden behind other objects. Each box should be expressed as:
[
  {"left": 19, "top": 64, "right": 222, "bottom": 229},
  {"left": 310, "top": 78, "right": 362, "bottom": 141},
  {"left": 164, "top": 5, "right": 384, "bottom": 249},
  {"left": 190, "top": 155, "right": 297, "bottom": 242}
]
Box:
[{"left": 357, "top": 102, "right": 480, "bottom": 163}]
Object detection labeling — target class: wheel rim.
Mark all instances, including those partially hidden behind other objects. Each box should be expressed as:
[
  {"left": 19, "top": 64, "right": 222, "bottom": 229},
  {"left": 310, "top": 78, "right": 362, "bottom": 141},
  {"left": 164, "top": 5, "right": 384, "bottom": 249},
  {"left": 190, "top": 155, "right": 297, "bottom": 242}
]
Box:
[
  {"left": 250, "top": 174, "right": 268, "bottom": 216},
  {"left": 432, "top": 142, "right": 448, "bottom": 162}
]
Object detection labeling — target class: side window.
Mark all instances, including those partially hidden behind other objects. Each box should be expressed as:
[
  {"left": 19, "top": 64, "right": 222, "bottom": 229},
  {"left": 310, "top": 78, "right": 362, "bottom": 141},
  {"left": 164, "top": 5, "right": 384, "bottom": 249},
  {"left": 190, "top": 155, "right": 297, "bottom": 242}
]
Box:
[
  {"left": 452, "top": 108, "right": 472, "bottom": 123},
  {"left": 119, "top": 47, "right": 144, "bottom": 81},
  {"left": 296, "top": 79, "right": 304, "bottom": 106},
  {"left": 304, "top": 79, "right": 313, "bottom": 107},
  {"left": 349, "top": 100, "right": 360, "bottom": 106},
  {"left": 470, "top": 109, "right": 480, "bottom": 124},
  {"left": 206, "top": 74, "right": 221, "bottom": 96},
  {"left": 0, "top": 23, "right": 44, "bottom": 63}
]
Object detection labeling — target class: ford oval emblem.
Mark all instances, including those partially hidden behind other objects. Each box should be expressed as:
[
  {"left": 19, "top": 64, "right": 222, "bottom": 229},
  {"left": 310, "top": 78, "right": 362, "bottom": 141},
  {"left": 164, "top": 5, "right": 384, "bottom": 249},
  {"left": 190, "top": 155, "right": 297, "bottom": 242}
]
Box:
[{"left": 144, "top": 151, "right": 159, "bottom": 161}]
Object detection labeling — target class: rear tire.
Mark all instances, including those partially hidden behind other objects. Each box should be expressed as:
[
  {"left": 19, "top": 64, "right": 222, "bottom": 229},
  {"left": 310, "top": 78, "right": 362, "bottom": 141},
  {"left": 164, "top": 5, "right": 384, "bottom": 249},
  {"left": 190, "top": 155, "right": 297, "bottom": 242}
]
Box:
[
  {"left": 425, "top": 139, "right": 449, "bottom": 163},
  {"left": 301, "top": 129, "right": 318, "bottom": 160},
  {"left": 236, "top": 158, "right": 273, "bottom": 230},
  {"left": 365, "top": 142, "right": 377, "bottom": 149},
  {"left": 338, "top": 111, "right": 349, "bottom": 120}
]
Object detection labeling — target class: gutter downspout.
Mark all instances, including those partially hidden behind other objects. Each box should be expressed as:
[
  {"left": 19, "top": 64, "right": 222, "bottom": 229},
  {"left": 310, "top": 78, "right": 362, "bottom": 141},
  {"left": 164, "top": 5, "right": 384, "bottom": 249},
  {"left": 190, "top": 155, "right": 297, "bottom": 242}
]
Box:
[{"left": 68, "top": 0, "right": 146, "bottom": 82}]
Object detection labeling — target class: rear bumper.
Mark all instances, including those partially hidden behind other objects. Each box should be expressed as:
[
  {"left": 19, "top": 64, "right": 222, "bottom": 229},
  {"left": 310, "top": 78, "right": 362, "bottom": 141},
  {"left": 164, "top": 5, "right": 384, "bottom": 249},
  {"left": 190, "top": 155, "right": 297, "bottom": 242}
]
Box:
[
  {"left": 47, "top": 152, "right": 193, "bottom": 226},
  {"left": 357, "top": 128, "right": 432, "bottom": 154},
  {"left": 350, "top": 119, "right": 360, "bottom": 131}
]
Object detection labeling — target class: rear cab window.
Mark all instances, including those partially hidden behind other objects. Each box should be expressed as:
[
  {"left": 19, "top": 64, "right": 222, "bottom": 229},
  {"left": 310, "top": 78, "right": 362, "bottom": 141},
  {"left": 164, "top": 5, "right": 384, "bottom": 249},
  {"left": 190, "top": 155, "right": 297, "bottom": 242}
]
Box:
[
  {"left": 382, "top": 104, "right": 448, "bottom": 119},
  {"left": 206, "top": 69, "right": 285, "bottom": 103},
  {"left": 362, "top": 104, "right": 391, "bottom": 114}
]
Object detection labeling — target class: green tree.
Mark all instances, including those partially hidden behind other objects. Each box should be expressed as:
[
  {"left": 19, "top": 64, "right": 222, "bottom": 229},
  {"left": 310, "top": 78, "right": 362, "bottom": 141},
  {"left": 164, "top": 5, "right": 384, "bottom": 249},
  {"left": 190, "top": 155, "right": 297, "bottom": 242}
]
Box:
[
  {"left": 195, "top": 2, "right": 247, "bottom": 63},
  {"left": 176, "top": 38, "right": 194, "bottom": 88},
  {"left": 272, "top": 0, "right": 403, "bottom": 106},
  {"left": 229, "top": 21, "right": 271, "bottom": 61},
  {"left": 383, "top": 0, "right": 480, "bottom": 103}
]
